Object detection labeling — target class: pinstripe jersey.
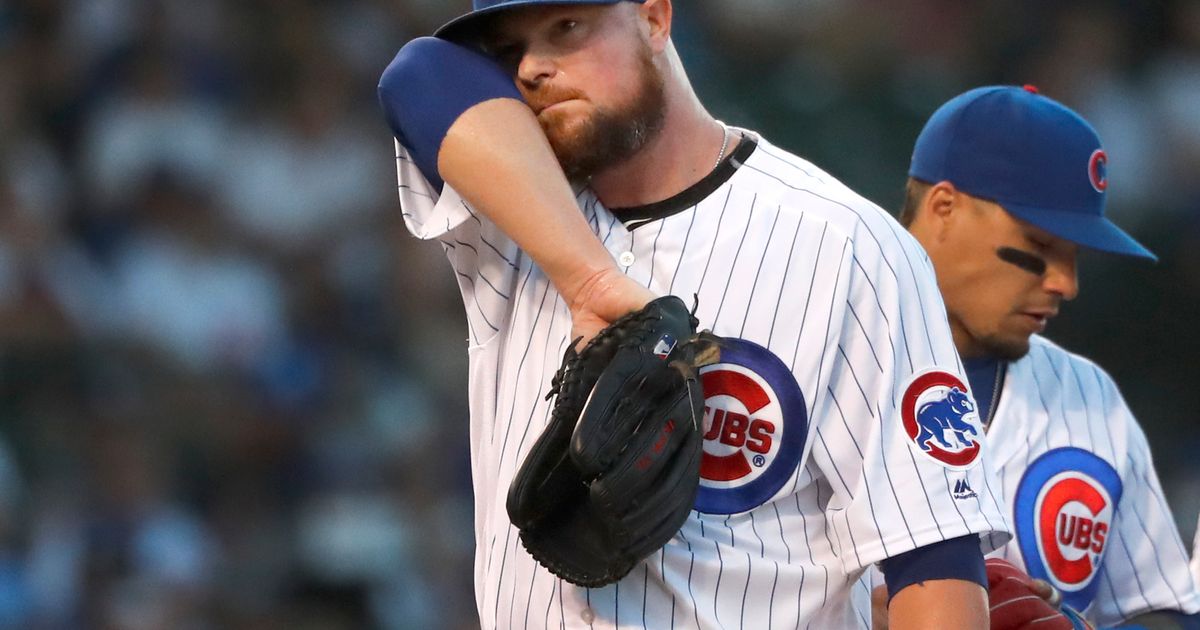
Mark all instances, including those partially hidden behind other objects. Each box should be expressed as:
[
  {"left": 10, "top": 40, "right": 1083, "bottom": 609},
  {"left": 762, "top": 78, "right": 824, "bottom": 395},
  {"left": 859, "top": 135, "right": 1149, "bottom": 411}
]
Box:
[
  {"left": 980, "top": 335, "right": 1200, "bottom": 625},
  {"left": 1192, "top": 519, "right": 1199, "bottom": 586},
  {"left": 393, "top": 130, "right": 1011, "bottom": 629}
]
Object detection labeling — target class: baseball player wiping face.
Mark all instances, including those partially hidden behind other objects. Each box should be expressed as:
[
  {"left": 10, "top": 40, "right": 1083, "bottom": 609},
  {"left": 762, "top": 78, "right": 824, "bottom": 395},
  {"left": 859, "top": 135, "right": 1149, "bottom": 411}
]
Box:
[
  {"left": 379, "top": 2, "right": 1015, "bottom": 628},
  {"left": 478, "top": 4, "right": 670, "bottom": 181}
]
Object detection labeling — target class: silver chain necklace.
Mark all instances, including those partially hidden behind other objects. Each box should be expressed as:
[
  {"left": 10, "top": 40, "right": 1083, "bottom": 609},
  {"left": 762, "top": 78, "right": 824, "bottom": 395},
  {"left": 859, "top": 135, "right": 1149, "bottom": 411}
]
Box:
[
  {"left": 983, "top": 362, "right": 1007, "bottom": 432},
  {"left": 714, "top": 122, "right": 731, "bottom": 170}
]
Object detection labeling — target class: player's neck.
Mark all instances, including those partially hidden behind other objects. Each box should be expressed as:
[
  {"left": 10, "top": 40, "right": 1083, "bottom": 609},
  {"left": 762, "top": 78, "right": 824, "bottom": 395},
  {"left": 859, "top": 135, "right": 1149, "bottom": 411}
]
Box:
[{"left": 589, "top": 60, "right": 731, "bottom": 208}]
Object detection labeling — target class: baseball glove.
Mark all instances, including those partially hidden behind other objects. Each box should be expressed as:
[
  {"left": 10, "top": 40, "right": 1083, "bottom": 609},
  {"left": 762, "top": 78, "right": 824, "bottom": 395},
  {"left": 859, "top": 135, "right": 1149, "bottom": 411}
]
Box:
[
  {"left": 507, "top": 295, "right": 721, "bottom": 587},
  {"left": 987, "top": 559, "right": 1094, "bottom": 630}
]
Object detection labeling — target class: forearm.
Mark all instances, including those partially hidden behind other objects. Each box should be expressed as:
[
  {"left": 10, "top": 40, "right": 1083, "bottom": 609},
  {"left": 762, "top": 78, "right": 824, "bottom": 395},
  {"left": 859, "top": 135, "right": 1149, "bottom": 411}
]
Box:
[
  {"left": 888, "top": 579, "right": 989, "bottom": 630},
  {"left": 439, "top": 98, "right": 619, "bottom": 306},
  {"left": 379, "top": 37, "right": 619, "bottom": 307}
]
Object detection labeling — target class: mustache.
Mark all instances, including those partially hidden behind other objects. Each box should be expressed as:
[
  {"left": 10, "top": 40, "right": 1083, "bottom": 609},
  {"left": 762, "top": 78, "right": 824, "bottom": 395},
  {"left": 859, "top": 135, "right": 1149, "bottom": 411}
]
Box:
[{"left": 524, "top": 86, "right": 587, "bottom": 113}]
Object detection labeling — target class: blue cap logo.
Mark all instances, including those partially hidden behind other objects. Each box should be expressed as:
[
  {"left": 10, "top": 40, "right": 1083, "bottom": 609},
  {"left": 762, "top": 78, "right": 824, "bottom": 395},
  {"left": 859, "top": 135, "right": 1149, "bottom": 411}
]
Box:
[{"left": 1088, "top": 149, "right": 1108, "bottom": 193}]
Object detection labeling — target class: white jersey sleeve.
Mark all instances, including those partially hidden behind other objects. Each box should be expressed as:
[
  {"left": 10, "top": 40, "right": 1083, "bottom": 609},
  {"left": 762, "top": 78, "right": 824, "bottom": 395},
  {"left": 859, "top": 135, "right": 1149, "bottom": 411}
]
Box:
[
  {"left": 806, "top": 215, "right": 1011, "bottom": 575},
  {"left": 394, "top": 140, "right": 473, "bottom": 240},
  {"left": 393, "top": 139, "right": 523, "bottom": 349}
]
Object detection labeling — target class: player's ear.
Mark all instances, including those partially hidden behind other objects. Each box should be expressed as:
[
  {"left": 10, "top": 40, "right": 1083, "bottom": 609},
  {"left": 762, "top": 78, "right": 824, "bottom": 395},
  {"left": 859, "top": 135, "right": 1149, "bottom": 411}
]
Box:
[
  {"left": 639, "top": 0, "right": 672, "bottom": 52},
  {"left": 922, "top": 181, "right": 961, "bottom": 241}
]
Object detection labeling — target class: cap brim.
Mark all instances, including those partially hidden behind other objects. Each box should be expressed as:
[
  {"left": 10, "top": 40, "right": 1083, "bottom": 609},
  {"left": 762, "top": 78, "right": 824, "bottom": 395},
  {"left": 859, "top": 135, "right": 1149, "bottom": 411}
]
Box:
[
  {"left": 434, "top": 0, "right": 626, "bottom": 42},
  {"left": 1000, "top": 202, "right": 1158, "bottom": 262}
]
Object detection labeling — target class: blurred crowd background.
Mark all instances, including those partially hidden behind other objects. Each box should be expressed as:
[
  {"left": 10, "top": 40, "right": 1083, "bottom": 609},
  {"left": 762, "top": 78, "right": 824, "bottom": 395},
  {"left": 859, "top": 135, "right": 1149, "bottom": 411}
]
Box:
[{"left": 0, "top": 0, "right": 1196, "bottom": 628}]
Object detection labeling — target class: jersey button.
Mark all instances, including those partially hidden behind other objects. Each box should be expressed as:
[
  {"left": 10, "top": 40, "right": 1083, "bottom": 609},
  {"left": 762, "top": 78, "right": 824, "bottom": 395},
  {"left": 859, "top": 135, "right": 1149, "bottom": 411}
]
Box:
[
  {"left": 618, "top": 251, "right": 635, "bottom": 267},
  {"left": 580, "top": 607, "right": 595, "bottom": 623}
]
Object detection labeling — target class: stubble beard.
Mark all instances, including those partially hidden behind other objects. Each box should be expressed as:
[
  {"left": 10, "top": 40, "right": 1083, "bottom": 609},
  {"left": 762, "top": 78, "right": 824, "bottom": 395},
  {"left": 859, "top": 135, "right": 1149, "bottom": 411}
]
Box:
[
  {"left": 537, "top": 48, "right": 666, "bottom": 181},
  {"left": 975, "top": 333, "right": 1031, "bottom": 362}
]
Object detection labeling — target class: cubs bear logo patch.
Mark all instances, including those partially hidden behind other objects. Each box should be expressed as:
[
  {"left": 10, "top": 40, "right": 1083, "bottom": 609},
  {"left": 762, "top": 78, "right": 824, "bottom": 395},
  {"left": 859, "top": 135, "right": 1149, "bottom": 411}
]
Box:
[{"left": 899, "top": 369, "right": 983, "bottom": 470}]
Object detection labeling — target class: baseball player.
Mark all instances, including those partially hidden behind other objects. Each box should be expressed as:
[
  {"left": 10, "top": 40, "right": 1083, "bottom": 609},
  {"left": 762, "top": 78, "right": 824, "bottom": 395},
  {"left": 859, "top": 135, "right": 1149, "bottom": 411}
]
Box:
[
  {"left": 378, "top": 1, "right": 1013, "bottom": 627},
  {"left": 889, "top": 85, "right": 1200, "bottom": 628}
]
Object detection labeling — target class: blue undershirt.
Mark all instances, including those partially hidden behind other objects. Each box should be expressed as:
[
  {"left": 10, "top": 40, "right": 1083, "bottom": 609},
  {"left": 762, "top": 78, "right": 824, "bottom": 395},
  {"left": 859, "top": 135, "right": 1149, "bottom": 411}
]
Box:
[{"left": 963, "top": 356, "right": 1003, "bottom": 428}]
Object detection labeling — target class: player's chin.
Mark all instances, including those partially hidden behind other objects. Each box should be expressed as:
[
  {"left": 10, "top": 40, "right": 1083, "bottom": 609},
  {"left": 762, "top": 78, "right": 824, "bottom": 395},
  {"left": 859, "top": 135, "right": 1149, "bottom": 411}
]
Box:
[
  {"left": 539, "top": 106, "right": 587, "bottom": 135},
  {"left": 542, "top": 117, "right": 587, "bottom": 153},
  {"left": 545, "top": 123, "right": 604, "bottom": 178},
  {"left": 979, "top": 331, "right": 1032, "bottom": 362}
]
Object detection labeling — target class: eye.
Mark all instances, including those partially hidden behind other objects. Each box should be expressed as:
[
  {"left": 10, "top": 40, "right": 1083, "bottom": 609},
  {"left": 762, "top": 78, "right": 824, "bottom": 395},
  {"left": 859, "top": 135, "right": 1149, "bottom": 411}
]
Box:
[
  {"left": 1026, "top": 234, "right": 1052, "bottom": 251},
  {"left": 484, "top": 41, "right": 524, "bottom": 70},
  {"left": 549, "top": 17, "right": 590, "bottom": 44}
]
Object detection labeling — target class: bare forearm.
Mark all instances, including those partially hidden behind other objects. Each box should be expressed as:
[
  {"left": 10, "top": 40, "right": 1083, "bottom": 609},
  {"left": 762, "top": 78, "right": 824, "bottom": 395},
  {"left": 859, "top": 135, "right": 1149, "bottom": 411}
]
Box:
[
  {"left": 888, "top": 579, "right": 989, "bottom": 630},
  {"left": 438, "top": 98, "right": 617, "bottom": 306}
]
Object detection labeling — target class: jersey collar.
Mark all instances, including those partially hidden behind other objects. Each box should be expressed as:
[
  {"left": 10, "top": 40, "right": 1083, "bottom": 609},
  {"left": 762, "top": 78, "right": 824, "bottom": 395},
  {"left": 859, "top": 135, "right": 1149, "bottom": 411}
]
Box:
[{"left": 609, "top": 131, "right": 759, "bottom": 230}]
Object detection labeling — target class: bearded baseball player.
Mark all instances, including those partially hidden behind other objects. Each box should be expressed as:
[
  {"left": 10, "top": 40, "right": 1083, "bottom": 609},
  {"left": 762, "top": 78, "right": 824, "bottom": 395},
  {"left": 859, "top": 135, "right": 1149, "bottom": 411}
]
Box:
[
  {"left": 378, "top": 1, "right": 1013, "bottom": 627},
  {"left": 882, "top": 85, "right": 1200, "bottom": 629}
]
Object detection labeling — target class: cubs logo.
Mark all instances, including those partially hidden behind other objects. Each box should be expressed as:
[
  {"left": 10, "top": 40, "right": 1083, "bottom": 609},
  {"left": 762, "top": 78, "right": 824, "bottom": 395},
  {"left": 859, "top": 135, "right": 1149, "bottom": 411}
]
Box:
[
  {"left": 1088, "top": 149, "right": 1108, "bottom": 193},
  {"left": 694, "top": 338, "right": 807, "bottom": 515},
  {"left": 1015, "top": 447, "right": 1122, "bottom": 611},
  {"left": 900, "top": 370, "right": 983, "bottom": 470}
]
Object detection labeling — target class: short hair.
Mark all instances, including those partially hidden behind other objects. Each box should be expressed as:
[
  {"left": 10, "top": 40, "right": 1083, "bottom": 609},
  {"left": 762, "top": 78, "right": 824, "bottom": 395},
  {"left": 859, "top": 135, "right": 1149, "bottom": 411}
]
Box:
[{"left": 896, "top": 178, "right": 932, "bottom": 228}]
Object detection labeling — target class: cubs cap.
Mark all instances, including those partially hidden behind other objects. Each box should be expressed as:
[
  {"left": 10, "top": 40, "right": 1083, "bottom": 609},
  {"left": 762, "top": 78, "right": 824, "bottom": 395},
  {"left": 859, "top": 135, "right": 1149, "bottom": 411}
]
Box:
[
  {"left": 436, "top": 0, "right": 645, "bottom": 42},
  {"left": 909, "top": 85, "right": 1156, "bottom": 261}
]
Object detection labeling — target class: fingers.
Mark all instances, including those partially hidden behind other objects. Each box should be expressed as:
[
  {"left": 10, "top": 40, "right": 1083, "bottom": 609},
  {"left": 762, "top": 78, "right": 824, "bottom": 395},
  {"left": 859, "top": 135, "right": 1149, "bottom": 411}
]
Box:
[{"left": 1030, "top": 578, "right": 1062, "bottom": 609}]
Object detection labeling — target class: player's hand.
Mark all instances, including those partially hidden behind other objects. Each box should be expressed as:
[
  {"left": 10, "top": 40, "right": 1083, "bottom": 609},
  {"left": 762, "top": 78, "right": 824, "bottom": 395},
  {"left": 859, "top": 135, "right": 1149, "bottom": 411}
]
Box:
[
  {"left": 565, "top": 267, "right": 656, "bottom": 344},
  {"left": 1028, "top": 576, "right": 1061, "bottom": 609},
  {"left": 987, "top": 558, "right": 1090, "bottom": 630}
]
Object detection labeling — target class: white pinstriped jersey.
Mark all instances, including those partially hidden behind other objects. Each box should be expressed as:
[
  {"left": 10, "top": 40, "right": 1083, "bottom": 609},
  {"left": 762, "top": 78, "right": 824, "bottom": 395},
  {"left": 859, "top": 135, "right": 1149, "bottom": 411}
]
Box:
[
  {"left": 981, "top": 335, "right": 1200, "bottom": 625},
  {"left": 394, "top": 130, "right": 1011, "bottom": 629},
  {"left": 1192, "top": 519, "right": 1199, "bottom": 586}
]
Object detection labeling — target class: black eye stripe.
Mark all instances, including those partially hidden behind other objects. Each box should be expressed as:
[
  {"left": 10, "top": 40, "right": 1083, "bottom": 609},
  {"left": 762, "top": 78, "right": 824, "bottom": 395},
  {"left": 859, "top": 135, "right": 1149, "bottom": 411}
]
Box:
[{"left": 996, "top": 246, "right": 1048, "bottom": 276}]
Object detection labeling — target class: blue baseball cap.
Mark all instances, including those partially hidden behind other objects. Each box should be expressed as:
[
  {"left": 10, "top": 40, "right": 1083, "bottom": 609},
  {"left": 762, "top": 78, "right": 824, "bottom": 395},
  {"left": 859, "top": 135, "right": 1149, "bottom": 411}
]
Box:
[
  {"left": 436, "top": 0, "right": 644, "bottom": 42},
  {"left": 909, "top": 85, "right": 1156, "bottom": 261}
]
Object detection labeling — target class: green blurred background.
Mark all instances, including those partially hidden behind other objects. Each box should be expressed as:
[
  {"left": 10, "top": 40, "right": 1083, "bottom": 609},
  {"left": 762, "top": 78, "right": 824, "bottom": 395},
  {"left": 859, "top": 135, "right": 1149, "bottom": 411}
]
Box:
[{"left": 0, "top": 1, "right": 1196, "bottom": 628}]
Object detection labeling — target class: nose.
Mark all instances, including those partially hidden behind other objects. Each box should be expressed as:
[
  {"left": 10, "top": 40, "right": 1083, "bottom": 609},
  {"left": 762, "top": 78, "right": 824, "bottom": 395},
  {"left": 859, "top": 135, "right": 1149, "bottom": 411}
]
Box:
[
  {"left": 1043, "top": 254, "right": 1079, "bottom": 301},
  {"left": 517, "top": 47, "right": 556, "bottom": 88}
]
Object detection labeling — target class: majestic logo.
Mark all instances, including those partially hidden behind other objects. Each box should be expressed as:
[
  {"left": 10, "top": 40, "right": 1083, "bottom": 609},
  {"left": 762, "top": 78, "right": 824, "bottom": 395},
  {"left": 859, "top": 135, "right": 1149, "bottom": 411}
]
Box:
[
  {"left": 1088, "top": 149, "right": 1108, "bottom": 193},
  {"left": 694, "top": 338, "right": 807, "bottom": 515},
  {"left": 900, "top": 370, "right": 983, "bottom": 470},
  {"left": 1015, "top": 447, "right": 1123, "bottom": 611},
  {"left": 952, "top": 478, "right": 978, "bottom": 500}
]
